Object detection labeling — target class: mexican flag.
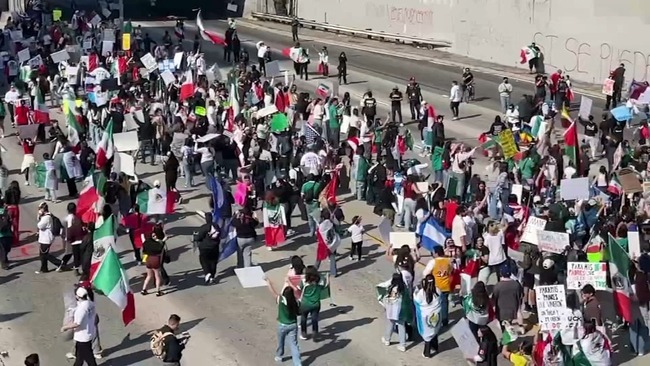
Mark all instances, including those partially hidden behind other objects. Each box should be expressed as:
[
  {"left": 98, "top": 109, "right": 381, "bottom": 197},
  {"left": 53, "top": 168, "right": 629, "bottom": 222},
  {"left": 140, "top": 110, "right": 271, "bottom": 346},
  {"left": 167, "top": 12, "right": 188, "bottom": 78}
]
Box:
[
  {"left": 501, "top": 322, "right": 520, "bottom": 345},
  {"left": 179, "top": 70, "right": 195, "bottom": 101},
  {"left": 571, "top": 331, "right": 611, "bottom": 365},
  {"left": 562, "top": 109, "right": 580, "bottom": 172},
  {"left": 608, "top": 234, "right": 632, "bottom": 323},
  {"left": 92, "top": 244, "right": 136, "bottom": 326},
  {"left": 607, "top": 175, "right": 622, "bottom": 196},
  {"left": 64, "top": 95, "right": 82, "bottom": 146},
  {"left": 196, "top": 10, "right": 226, "bottom": 46},
  {"left": 34, "top": 88, "right": 49, "bottom": 124},
  {"left": 20, "top": 65, "right": 32, "bottom": 83},
  {"left": 530, "top": 115, "right": 544, "bottom": 137},
  {"left": 316, "top": 83, "right": 331, "bottom": 98},
  {"left": 520, "top": 45, "right": 539, "bottom": 64},
  {"left": 263, "top": 202, "right": 286, "bottom": 248},
  {"left": 376, "top": 279, "right": 413, "bottom": 323},
  {"left": 77, "top": 173, "right": 106, "bottom": 224},
  {"left": 123, "top": 21, "right": 133, "bottom": 35},
  {"left": 136, "top": 188, "right": 177, "bottom": 215},
  {"left": 226, "top": 82, "right": 239, "bottom": 132},
  {"left": 95, "top": 119, "right": 114, "bottom": 168},
  {"left": 90, "top": 215, "right": 116, "bottom": 279}
]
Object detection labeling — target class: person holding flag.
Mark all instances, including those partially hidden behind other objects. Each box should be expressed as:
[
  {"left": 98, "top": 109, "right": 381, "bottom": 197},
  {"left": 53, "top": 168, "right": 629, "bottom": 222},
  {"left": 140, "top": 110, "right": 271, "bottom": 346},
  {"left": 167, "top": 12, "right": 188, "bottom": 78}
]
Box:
[{"left": 413, "top": 275, "right": 442, "bottom": 358}]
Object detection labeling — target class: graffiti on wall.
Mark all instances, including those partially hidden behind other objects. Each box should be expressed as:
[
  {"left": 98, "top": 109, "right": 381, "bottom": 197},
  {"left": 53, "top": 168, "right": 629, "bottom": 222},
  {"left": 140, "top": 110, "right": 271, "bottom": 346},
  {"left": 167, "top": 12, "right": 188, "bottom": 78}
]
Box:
[
  {"left": 532, "top": 32, "right": 650, "bottom": 82},
  {"left": 365, "top": 4, "right": 434, "bottom": 25}
]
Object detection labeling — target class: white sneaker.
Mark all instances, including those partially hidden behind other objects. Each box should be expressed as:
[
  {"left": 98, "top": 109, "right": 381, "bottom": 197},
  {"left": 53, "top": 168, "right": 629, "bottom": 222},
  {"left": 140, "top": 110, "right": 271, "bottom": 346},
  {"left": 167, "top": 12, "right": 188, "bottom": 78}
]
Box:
[
  {"left": 65, "top": 352, "right": 76, "bottom": 359},
  {"left": 381, "top": 337, "right": 390, "bottom": 346},
  {"left": 267, "top": 247, "right": 273, "bottom": 251},
  {"left": 204, "top": 274, "right": 211, "bottom": 283},
  {"left": 286, "top": 229, "right": 296, "bottom": 236},
  {"left": 24, "top": 181, "right": 30, "bottom": 186},
  {"left": 94, "top": 354, "right": 102, "bottom": 359},
  {"left": 397, "top": 345, "right": 406, "bottom": 352}
]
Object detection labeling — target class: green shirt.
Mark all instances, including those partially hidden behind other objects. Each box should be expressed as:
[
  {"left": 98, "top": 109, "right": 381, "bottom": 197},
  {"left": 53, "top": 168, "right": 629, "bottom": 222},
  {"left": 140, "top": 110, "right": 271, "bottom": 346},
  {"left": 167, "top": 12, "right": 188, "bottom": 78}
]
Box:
[
  {"left": 520, "top": 157, "right": 535, "bottom": 180},
  {"left": 299, "top": 282, "right": 323, "bottom": 311},
  {"left": 277, "top": 295, "right": 297, "bottom": 325},
  {"left": 301, "top": 181, "right": 322, "bottom": 212},
  {"left": 328, "top": 105, "right": 340, "bottom": 128}
]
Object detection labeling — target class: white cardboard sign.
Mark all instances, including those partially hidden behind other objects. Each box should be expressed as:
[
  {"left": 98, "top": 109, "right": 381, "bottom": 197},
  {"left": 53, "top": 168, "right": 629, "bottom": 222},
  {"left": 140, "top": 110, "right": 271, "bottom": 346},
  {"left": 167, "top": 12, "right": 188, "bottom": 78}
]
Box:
[
  {"left": 536, "top": 285, "right": 568, "bottom": 331},
  {"left": 520, "top": 217, "right": 547, "bottom": 245},
  {"left": 566, "top": 262, "right": 608, "bottom": 290},
  {"left": 537, "top": 230, "right": 569, "bottom": 254}
]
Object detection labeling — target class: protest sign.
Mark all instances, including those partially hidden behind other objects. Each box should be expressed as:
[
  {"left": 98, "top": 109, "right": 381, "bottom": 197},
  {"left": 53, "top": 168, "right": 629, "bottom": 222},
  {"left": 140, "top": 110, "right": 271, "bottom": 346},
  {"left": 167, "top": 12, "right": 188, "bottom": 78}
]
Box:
[
  {"left": 520, "top": 216, "right": 546, "bottom": 245},
  {"left": 90, "top": 14, "right": 102, "bottom": 26},
  {"left": 158, "top": 59, "right": 175, "bottom": 72},
  {"left": 537, "top": 230, "right": 569, "bottom": 254},
  {"left": 82, "top": 40, "right": 93, "bottom": 52},
  {"left": 265, "top": 61, "right": 281, "bottom": 77},
  {"left": 566, "top": 262, "right": 607, "bottom": 290},
  {"left": 103, "top": 29, "right": 115, "bottom": 42},
  {"left": 619, "top": 168, "right": 643, "bottom": 193},
  {"left": 28, "top": 55, "right": 43, "bottom": 68},
  {"left": 141, "top": 53, "right": 157, "bottom": 72},
  {"left": 122, "top": 33, "right": 131, "bottom": 51},
  {"left": 234, "top": 266, "right": 267, "bottom": 288},
  {"left": 102, "top": 8, "right": 112, "bottom": 18},
  {"left": 498, "top": 129, "right": 517, "bottom": 159},
  {"left": 536, "top": 285, "right": 568, "bottom": 331},
  {"left": 173, "top": 52, "right": 184, "bottom": 68},
  {"left": 578, "top": 96, "right": 593, "bottom": 120},
  {"left": 227, "top": 2, "right": 238, "bottom": 11},
  {"left": 53, "top": 9, "right": 62, "bottom": 21},
  {"left": 50, "top": 50, "right": 69, "bottom": 64},
  {"left": 451, "top": 319, "right": 480, "bottom": 358},
  {"left": 10, "top": 30, "right": 23, "bottom": 41},
  {"left": 17, "top": 48, "right": 30, "bottom": 63},
  {"left": 602, "top": 79, "right": 614, "bottom": 96},
  {"left": 389, "top": 232, "right": 417, "bottom": 250},
  {"left": 257, "top": 105, "right": 278, "bottom": 118},
  {"left": 139, "top": 68, "right": 149, "bottom": 79},
  {"left": 113, "top": 131, "right": 139, "bottom": 152},
  {"left": 629, "top": 231, "right": 642, "bottom": 259},
  {"left": 123, "top": 113, "right": 139, "bottom": 131},
  {"left": 511, "top": 184, "right": 523, "bottom": 204},
  {"left": 560, "top": 177, "right": 590, "bottom": 201},
  {"left": 113, "top": 152, "right": 135, "bottom": 177},
  {"left": 160, "top": 70, "right": 175, "bottom": 86},
  {"left": 194, "top": 106, "right": 207, "bottom": 117},
  {"left": 102, "top": 41, "right": 113, "bottom": 56}
]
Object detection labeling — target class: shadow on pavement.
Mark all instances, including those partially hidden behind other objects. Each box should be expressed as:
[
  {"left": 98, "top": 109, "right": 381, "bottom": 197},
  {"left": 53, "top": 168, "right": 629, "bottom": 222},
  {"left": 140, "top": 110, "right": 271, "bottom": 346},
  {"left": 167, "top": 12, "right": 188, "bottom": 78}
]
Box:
[{"left": 0, "top": 311, "right": 30, "bottom": 322}]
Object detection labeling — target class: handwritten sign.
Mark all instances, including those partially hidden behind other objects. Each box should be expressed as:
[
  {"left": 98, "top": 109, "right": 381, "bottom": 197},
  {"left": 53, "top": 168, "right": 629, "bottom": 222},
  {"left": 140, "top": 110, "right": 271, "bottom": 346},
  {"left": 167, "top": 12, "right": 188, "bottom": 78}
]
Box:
[
  {"left": 537, "top": 230, "right": 569, "bottom": 254},
  {"left": 28, "top": 55, "right": 43, "bottom": 68},
  {"left": 566, "top": 262, "right": 607, "bottom": 290},
  {"left": 498, "top": 129, "right": 517, "bottom": 159},
  {"left": 536, "top": 285, "right": 568, "bottom": 331},
  {"left": 602, "top": 79, "right": 614, "bottom": 96},
  {"left": 53, "top": 9, "right": 62, "bottom": 21},
  {"left": 578, "top": 96, "right": 593, "bottom": 120},
  {"left": 122, "top": 33, "right": 131, "bottom": 51},
  {"left": 520, "top": 217, "right": 547, "bottom": 245},
  {"left": 141, "top": 53, "right": 157, "bottom": 72}
]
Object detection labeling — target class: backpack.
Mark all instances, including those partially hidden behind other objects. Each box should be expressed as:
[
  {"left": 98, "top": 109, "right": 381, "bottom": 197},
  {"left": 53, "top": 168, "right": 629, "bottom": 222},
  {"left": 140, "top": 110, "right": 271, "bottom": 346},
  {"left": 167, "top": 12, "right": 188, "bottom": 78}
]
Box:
[
  {"left": 0, "top": 210, "right": 10, "bottom": 234},
  {"left": 150, "top": 330, "right": 175, "bottom": 359},
  {"left": 50, "top": 214, "right": 63, "bottom": 237}
]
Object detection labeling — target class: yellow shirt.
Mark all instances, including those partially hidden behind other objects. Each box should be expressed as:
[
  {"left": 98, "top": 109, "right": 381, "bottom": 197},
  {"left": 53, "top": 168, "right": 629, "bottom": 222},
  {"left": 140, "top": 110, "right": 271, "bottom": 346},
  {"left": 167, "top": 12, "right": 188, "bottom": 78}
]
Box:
[
  {"left": 432, "top": 257, "right": 452, "bottom": 292},
  {"left": 509, "top": 353, "right": 532, "bottom": 366}
]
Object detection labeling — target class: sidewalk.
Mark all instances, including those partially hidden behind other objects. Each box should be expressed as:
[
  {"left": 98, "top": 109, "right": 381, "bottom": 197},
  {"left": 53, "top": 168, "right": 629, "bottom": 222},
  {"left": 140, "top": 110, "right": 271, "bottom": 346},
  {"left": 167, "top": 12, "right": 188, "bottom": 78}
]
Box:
[{"left": 237, "top": 18, "right": 606, "bottom": 100}]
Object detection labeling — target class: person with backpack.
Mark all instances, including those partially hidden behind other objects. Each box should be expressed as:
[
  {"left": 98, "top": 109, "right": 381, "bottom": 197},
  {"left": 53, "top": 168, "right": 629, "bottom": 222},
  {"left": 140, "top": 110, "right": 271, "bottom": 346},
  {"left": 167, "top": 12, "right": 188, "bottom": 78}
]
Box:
[
  {"left": 36, "top": 202, "right": 62, "bottom": 274},
  {"left": 0, "top": 198, "right": 13, "bottom": 269},
  {"left": 301, "top": 174, "right": 323, "bottom": 237},
  {"left": 194, "top": 212, "right": 221, "bottom": 284},
  {"left": 59, "top": 203, "right": 85, "bottom": 274},
  {"left": 150, "top": 314, "right": 189, "bottom": 365}
]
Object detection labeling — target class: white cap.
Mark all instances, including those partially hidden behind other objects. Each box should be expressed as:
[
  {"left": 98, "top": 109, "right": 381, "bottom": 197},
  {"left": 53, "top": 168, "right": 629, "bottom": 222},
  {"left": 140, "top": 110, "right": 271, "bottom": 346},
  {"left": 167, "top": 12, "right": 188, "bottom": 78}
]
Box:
[{"left": 75, "top": 287, "right": 88, "bottom": 298}]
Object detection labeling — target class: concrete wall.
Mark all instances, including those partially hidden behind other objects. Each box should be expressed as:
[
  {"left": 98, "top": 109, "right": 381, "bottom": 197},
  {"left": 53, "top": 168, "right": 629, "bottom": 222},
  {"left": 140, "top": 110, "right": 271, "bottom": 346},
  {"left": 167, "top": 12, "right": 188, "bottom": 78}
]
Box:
[{"left": 249, "top": 0, "right": 650, "bottom": 85}]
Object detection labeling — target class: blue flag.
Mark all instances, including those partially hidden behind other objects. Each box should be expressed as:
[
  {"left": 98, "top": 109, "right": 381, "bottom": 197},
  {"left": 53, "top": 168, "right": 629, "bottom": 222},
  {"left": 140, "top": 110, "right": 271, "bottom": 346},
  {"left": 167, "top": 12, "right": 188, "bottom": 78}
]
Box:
[
  {"left": 207, "top": 174, "right": 225, "bottom": 225},
  {"left": 218, "top": 223, "right": 238, "bottom": 261}
]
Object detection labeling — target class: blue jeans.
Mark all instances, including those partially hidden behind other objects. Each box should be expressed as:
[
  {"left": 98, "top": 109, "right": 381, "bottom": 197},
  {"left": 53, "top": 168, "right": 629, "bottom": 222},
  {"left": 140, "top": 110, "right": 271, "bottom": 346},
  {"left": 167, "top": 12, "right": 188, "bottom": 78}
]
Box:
[
  {"left": 439, "top": 291, "right": 449, "bottom": 324},
  {"left": 383, "top": 319, "right": 406, "bottom": 347},
  {"left": 315, "top": 252, "right": 337, "bottom": 277},
  {"left": 500, "top": 95, "right": 510, "bottom": 113},
  {"left": 182, "top": 161, "right": 194, "bottom": 187},
  {"left": 299, "top": 307, "right": 320, "bottom": 335},
  {"left": 307, "top": 208, "right": 318, "bottom": 236},
  {"left": 276, "top": 323, "right": 302, "bottom": 365}
]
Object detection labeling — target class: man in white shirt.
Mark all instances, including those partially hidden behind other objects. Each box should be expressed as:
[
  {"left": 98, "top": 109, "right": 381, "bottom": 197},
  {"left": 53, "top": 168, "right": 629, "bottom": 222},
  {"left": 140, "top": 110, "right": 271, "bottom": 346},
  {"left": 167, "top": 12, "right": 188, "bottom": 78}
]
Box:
[
  {"left": 498, "top": 77, "right": 513, "bottom": 113},
  {"left": 451, "top": 205, "right": 468, "bottom": 252},
  {"left": 61, "top": 287, "right": 98, "bottom": 366},
  {"left": 449, "top": 81, "right": 462, "bottom": 120},
  {"left": 4, "top": 84, "right": 20, "bottom": 125},
  {"left": 256, "top": 41, "right": 269, "bottom": 77},
  {"left": 36, "top": 202, "right": 61, "bottom": 274}
]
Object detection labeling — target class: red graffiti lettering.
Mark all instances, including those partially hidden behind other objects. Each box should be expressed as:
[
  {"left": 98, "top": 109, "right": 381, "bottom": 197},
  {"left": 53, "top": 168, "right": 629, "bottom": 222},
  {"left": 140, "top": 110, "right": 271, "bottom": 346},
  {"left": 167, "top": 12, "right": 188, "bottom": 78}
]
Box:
[{"left": 389, "top": 7, "right": 433, "bottom": 25}]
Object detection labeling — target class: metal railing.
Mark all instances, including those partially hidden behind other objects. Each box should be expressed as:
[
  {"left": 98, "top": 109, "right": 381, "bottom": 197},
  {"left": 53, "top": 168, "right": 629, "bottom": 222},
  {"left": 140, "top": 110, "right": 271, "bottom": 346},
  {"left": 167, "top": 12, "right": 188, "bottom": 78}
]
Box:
[{"left": 250, "top": 12, "right": 452, "bottom": 48}]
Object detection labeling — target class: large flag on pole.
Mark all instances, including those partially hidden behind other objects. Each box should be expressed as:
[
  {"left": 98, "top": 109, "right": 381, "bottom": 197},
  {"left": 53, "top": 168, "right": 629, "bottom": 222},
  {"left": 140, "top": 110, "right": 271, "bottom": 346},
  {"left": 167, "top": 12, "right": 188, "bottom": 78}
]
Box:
[
  {"left": 90, "top": 214, "right": 116, "bottom": 279},
  {"left": 95, "top": 119, "right": 114, "bottom": 168},
  {"left": 608, "top": 234, "right": 632, "bottom": 323},
  {"left": 92, "top": 244, "right": 136, "bottom": 326},
  {"left": 562, "top": 108, "right": 580, "bottom": 173},
  {"left": 34, "top": 88, "right": 50, "bottom": 124},
  {"left": 179, "top": 70, "right": 195, "bottom": 101},
  {"left": 196, "top": 10, "right": 227, "bottom": 46}
]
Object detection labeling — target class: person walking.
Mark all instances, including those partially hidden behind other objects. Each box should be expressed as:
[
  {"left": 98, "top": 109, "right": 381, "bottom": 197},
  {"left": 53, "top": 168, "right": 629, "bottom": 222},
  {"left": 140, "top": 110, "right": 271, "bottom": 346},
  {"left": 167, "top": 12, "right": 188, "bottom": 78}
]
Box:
[
  {"left": 414, "top": 275, "right": 442, "bottom": 358},
  {"left": 498, "top": 77, "right": 512, "bottom": 113},
  {"left": 266, "top": 277, "right": 303, "bottom": 366},
  {"left": 381, "top": 272, "right": 411, "bottom": 352},
  {"left": 59, "top": 203, "right": 85, "bottom": 273},
  {"left": 291, "top": 17, "right": 300, "bottom": 42},
  {"left": 288, "top": 266, "right": 325, "bottom": 341},
  {"left": 449, "top": 81, "right": 462, "bottom": 120},
  {"left": 195, "top": 212, "right": 221, "bottom": 283},
  {"left": 36, "top": 202, "right": 62, "bottom": 274},
  {"left": 60, "top": 286, "right": 98, "bottom": 366},
  {"left": 231, "top": 207, "right": 259, "bottom": 268},
  {"left": 156, "top": 314, "right": 189, "bottom": 366},
  {"left": 141, "top": 231, "right": 165, "bottom": 296}
]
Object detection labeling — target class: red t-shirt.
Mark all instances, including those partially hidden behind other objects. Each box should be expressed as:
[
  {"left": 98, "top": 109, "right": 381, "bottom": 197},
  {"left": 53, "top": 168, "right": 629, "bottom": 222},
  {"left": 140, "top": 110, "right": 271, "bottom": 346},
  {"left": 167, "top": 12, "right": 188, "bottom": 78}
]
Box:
[
  {"left": 23, "top": 142, "right": 35, "bottom": 154},
  {"left": 445, "top": 200, "right": 459, "bottom": 231}
]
